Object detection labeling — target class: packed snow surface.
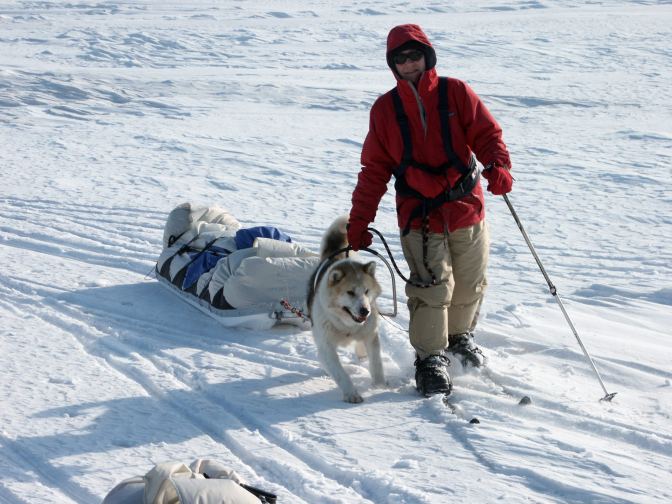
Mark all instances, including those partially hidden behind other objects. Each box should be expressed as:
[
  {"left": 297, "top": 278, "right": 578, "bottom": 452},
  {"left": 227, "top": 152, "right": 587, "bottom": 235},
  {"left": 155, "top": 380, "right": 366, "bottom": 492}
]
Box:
[{"left": 1, "top": 1, "right": 671, "bottom": 503}]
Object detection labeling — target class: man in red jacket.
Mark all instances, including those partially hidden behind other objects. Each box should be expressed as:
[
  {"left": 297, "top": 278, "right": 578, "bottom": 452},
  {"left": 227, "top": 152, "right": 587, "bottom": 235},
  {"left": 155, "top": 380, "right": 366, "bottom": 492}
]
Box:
[{"left": 347, "top": 24, "right": 513, "bottom": 398}]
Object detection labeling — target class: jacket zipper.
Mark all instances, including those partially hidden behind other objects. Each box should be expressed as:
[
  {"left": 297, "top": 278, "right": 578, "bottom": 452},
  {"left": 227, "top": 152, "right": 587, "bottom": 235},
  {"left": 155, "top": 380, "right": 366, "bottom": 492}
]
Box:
[{"left": 408, "top": 82, "right": 427, "bottom": 135}]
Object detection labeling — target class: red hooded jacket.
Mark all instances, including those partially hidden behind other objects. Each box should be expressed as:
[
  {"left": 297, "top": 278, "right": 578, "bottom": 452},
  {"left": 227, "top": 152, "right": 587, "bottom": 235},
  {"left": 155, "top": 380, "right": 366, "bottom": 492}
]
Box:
[{"left": 350, "top": 24, "right": 511, "bottom": 234}]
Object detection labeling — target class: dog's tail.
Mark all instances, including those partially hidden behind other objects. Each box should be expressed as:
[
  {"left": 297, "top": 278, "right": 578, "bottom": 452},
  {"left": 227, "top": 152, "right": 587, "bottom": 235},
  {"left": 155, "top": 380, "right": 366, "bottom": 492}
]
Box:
[{"left": 320, "top": 215, "right": 349, "bottom": 261}]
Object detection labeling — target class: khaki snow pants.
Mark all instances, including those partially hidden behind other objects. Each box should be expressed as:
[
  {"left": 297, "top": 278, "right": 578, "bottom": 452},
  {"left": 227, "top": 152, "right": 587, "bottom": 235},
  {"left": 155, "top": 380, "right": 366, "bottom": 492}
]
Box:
[{"left": 400, "top": 220, "right": 489, "bottom": 359}]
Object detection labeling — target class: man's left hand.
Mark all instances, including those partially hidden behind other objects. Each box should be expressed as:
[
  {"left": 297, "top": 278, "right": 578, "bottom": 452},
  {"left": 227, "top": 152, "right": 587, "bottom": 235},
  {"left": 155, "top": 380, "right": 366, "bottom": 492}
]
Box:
[{"left": 482, "top": 164, "right": 513, "bottom": 195}]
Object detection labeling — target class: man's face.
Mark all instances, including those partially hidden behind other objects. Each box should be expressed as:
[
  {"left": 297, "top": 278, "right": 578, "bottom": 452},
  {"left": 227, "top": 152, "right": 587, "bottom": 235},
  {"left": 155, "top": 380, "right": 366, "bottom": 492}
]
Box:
[{"left": 393, "top": 49, "right": 426, "bottom": 84}]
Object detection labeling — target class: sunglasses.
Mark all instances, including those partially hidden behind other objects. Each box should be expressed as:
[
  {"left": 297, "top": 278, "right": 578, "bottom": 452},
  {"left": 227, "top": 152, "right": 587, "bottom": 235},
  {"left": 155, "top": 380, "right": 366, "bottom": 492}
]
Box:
[{"left": 393, "top": 50, "right": 424, "bottom": 65}]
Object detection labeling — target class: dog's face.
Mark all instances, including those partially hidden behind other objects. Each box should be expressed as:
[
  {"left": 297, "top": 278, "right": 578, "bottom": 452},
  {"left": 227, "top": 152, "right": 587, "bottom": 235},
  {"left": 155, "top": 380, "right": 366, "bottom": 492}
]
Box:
[{"left": 326, "top": 261, "right": 381, "bottom": 327}]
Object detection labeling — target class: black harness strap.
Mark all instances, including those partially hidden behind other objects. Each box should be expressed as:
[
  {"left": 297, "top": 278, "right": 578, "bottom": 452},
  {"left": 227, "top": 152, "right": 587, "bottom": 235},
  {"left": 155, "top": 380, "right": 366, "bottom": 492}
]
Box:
[
  {"left": 390, "top": 77, "right": 479, "bottom": 236},
  {"left": 391, "top": 88, "right": 413, "bottom": 182},
  {"left": 389, "top": 77, "right": 481, "bottom": 287},
  {"left": 437, "top": 77, "right": 471, "bottom": 176},
  {"left": 391, "top": 86, "right": 455, "bottom": 180}
]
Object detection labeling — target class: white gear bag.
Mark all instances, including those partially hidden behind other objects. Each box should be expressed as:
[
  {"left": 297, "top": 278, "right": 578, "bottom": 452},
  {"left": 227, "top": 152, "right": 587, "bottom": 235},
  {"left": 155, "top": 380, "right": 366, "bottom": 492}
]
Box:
[{"left": 102, "top": 459, "right": 274, "bottom": 504}]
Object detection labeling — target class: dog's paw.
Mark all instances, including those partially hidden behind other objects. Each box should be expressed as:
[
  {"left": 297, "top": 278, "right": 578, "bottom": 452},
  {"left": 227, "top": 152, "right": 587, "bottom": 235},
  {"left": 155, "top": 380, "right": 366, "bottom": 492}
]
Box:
[{"left": 343, "top": 390, "right": 363, "bottom": 403}]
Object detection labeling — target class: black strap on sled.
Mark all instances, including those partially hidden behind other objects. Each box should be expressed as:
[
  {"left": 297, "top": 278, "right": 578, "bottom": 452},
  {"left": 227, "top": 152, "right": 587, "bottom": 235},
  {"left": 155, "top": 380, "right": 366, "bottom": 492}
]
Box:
[
  {"left": 157, "top": 234, "right": 201, "bottom": 279},
  {"left": 390, "top": 77, "right": 479, "bottom": 236},
  {"left": 159, "top": 236, "right": 231, "bottom": 295}
]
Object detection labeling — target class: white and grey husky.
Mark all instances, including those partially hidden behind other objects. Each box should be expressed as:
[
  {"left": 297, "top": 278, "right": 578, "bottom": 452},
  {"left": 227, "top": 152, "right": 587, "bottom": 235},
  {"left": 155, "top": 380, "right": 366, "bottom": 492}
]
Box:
[{"left": 307, "top": 216, "right": 384, "bottom": 403}]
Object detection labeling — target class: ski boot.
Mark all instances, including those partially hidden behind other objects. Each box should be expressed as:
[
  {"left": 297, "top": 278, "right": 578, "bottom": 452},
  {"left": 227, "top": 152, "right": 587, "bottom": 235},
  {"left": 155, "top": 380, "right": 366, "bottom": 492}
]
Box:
[
  {"left": 448, "top": 332, "right": 485, "bottom": 368},
  {"left": 415, "top": 354, "right": 453, "bottom": 397}
]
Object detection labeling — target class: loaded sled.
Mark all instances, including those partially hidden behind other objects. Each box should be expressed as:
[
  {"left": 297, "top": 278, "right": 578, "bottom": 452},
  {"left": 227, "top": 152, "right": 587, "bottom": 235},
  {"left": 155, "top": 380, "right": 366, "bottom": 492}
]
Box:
[{"left": 155, "top": 203, "right": 319, "bottom": 330}]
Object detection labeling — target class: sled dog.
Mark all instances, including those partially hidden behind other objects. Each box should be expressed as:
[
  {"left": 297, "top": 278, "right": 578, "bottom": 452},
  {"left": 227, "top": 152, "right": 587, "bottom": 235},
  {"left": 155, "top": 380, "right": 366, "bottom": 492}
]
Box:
[{"left": 307, "top": 215, "right": 384, "bottom": 403}]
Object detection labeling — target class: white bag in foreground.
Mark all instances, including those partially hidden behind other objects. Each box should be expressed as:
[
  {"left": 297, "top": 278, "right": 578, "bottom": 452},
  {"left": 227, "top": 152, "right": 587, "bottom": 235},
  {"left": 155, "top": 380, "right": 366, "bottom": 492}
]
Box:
[{"left": 103, "top": 459, "right": 272, "bottom": 504}]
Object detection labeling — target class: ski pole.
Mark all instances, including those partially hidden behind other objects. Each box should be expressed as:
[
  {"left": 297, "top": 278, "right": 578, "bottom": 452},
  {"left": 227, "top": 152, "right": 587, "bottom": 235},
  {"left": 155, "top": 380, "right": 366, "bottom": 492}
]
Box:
[{"left": 502, "top": 194, "right": 617, "bottom": 402}]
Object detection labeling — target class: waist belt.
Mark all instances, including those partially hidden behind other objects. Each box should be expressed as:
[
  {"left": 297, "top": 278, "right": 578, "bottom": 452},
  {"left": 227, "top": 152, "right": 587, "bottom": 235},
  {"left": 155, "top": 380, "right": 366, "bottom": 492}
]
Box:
[{"left": 397, "top": 155, "right": 479, "bottom": 235}]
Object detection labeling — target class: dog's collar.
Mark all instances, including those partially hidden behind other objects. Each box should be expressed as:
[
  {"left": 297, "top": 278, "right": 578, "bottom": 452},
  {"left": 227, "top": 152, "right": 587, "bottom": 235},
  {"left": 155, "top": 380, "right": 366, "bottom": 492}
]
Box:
[{"left": 313, "top": 246, "right": 353, "bottom": 292}]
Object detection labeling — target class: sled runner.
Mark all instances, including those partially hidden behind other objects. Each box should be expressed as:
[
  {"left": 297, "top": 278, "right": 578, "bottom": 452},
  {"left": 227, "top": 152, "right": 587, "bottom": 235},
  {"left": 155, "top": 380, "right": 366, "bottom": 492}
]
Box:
[{"left": 155, "top": 203, "right": 320, "bottom": 329}]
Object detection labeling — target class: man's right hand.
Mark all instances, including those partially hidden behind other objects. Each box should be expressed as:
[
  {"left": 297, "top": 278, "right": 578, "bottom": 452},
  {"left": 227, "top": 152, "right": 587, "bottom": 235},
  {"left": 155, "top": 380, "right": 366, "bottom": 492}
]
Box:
[{"left": 346, "top": 219, "right": 373, "bottom": 251}]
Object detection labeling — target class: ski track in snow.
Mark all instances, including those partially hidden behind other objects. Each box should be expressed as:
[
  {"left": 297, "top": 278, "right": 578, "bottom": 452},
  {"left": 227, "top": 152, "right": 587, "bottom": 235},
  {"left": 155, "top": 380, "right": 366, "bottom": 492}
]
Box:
[
  {"left": 1, "top": 238, "right": 670, "bottom": 502},
  {"left": 1, "top": 1, "right": 672, "bottom": 503},
  {"left": 0, "top": 263, "right": 426, "bottom": 503}
]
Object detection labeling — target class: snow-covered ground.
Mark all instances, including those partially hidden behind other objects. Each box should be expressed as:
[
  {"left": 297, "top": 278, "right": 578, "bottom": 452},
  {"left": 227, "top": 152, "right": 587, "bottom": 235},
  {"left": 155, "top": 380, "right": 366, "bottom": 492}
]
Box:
[{"left": 1, "top": 1, "right": 671, "bottom": 502}]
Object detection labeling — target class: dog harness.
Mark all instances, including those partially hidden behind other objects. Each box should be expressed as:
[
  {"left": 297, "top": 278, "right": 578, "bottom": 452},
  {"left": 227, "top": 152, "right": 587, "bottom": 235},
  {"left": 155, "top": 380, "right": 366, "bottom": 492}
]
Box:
[{"left": 391, "top": 77, "right": 479, "bottom": 236}]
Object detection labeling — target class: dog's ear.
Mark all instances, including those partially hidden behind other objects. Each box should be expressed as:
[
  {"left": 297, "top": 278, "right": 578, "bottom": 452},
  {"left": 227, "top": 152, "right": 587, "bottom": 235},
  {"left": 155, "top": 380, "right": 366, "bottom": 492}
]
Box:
[
  {"left": 363, "top": 261, "right": 377, "bottom": 277},
  {"left": 328, "top": 268, "right": 344, "bottom": 285}
]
